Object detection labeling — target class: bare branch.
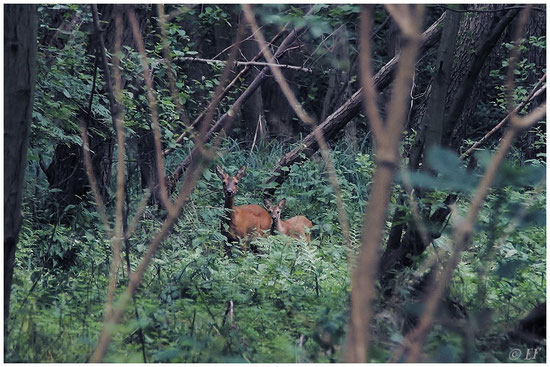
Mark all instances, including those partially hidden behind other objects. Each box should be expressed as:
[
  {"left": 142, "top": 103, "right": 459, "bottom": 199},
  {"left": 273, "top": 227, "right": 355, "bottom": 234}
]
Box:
[
  {"left": 169, "top": 14, "right": 313, "bottom": 181},
  {"left": 263, "top": 12, "right": 447, "bottom": 196},
  {"left": 513, "top": 103, "right": 547, "bottom": 129},
  {"left": 177, "top": 56, "right": 313, "bottom": 72},
  {"left": 79, "top": 125, "right": 111, "bottom": 234},
  {"left": 91, "top": 4, "right": 119, "bottom": 134},
  {"left": 359, "top": 6, "right": 385, "bottom": 144},
  {"left": 461, "top": 75, "right": 546, "bottom": 159},
  {"left": 127, "top": 8, "right": 173, "bottom": 213},
  {"left": 345, "top": 5, "right": 424, "bottom": 363},
  {"left": 125, "top": 189, "right": 152, "bottom": 240},
  {"left": 429, "top": 4, "right": 545, "bottom": 14}
]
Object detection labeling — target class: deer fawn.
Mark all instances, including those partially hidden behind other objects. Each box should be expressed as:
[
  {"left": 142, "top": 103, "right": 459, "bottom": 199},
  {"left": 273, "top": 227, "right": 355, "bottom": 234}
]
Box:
[
  {"left": 264, "top": 198, "right": 313, "bottom": 242},
  {"left": 216, "top": 165, "right": 272, "bottom": 254}
]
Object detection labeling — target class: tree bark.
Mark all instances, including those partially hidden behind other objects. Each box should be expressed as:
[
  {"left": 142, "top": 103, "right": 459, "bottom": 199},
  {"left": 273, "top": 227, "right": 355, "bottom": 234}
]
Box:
[
  {"left": 240, "top": 35, "right": 266, "bottom": 141},
  {"left": 45, "top": 111, "right": 113, "bottom": 218},
  {"left": 320, "top": 25, "right": 356, "bottom": 150},
  {"left": 380, "top": 7, "right": 520, "bottom": 284},
  {"left": 444, "top": 7, "right": 520, "bottom": 148},
  {"left": 383, "top": 10, "right": 462, "bottom": 269},
  {"left": 262, "top": 12, "right": 446, "bottom": 197},
  {"left": 4, "top": 3, "right": 38, "bottom": 342},
  {"left": 518, "top": 9, "right": 546, "bottom": 160}
]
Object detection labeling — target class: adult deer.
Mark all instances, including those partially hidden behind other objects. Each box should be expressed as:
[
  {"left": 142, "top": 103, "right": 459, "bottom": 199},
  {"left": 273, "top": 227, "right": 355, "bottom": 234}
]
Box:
[
  {"left": 264, "top": 198, "right": 313, "bottom": 242},
  {"left": 216, "top": 165, "right": 272, "bottom": 255}
]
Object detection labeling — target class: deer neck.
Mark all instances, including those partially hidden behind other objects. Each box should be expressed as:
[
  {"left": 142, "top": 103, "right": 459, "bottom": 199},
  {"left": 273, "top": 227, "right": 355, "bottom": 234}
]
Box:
[
  {"left": 223, "top": 195, "right": 235, "bottom": 225},
  {"left": 274, "top": 217, "right": 286, "bottom": 235},
  {"left": 224, "top": 195, "right": 235, "bottom": 210}
]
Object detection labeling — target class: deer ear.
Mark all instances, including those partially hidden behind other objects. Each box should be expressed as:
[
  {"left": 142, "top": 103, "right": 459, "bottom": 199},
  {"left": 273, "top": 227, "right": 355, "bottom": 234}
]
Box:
[
  {"left": 235, "top": 165, "right": 247, "bottom": 179},
  {"left": 264, "top": 199, "right": 272, "bottom": 208},
  {"left": 216, "top": 166, "right": 227, "bottom": 180},
  {"left": 279, "top": 198, "right": 286, "bottom": 208}
]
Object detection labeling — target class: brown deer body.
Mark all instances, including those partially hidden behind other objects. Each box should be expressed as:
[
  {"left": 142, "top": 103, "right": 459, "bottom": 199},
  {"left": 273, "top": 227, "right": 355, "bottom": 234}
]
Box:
[
  {"left": 264, "top": 198, "right": 313, "bottom": 242},
  {"left": 217, "top": 166, "right": 272, "bottom": 254}
]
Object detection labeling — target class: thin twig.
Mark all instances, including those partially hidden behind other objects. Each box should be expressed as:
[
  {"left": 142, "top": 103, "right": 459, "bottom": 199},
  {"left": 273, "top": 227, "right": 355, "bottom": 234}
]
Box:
[
  {"left": 461, "top": 77, "right": 546, "bottom": 159},
  {"left": 358, "top": 7, "right": 385, "bottom": 143},
  {"left": 127, "top": 8, "right": 173, "bottom": 213},
  {"left": 125, "top": 189, "right": 152, "bottom": 240},
  {"left": 79, "top": 48, "right": 111, "bottom": 234},
  {"left": 91, "top": 4, "right": 118, "bottom": 133},
  {"left": 177, "top": 56, "right": 313, "bottom": 72},
  {"left": 428, "top": 4, "right": 545, "bottom": 14},
  {"left": 211, "top": 23, "right": 266, "bottom": 60}
]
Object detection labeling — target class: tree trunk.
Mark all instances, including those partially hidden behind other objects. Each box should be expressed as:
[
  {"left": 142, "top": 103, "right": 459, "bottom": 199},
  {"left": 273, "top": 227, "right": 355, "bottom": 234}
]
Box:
[
  {"left": 240, "top": 35, "right": 266, "bottom": 142},
  {"left": 444, "top": 6, "right": 519, "bottom": 149},
  {"left": 45, "top": 111, "right": 113, "bottom": 219},
  {"left": 380, "top": 6, "right": 520, "bottom": 285},
  {"left": 136, "top": 126, "right": 162, "bottom": 204},
  {"left": 518, "top": 9, "right": 546, "bottom": 160},
  {"left": 320, "top": 25, "right": 356, "bottom": 151},
  {"left": 262, "top": 51, "right": 301, "bottom": 138},
  {"left": 4, "top": 3, "right": 38, "bottom": 342},
  {"left": 384, "top": 10, "right": 462, "bottom": 263}
]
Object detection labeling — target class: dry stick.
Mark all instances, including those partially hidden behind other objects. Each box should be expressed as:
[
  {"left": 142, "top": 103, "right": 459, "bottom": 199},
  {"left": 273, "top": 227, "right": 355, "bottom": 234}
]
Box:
[
  {"left": 358, "top": 5, "right": 385, "bottom": 144},
  {"left": 211, "top": 23, "right": 266, "bottom": 60},
  {"left": 177, "top": 57, "right": 313, "bottom": 72},
  {"left": 80, "top": 51, "right": 111, "bottom": 234},
  {"left": 105, "top": 9, "right": 127, "bottom": 325},
  {"left": 195, "top": 23, "right": 246, "bottom": 156},
  {"left": 127, "top": 8, "right": 173, "bottom": 214},
  {"left": 89, "top": 22, "right": 244, "bottom": 363},
  {"left": 91, "top": 5, "right": 118, "bottom": 134},
  {"left": 90, "top": 4, "right": 125, "bottom": 323},
  {"left": 124, "top": 189, "right": 151, "bottom": 240},
  {"left": 461, "top": 79, "right": 546, "bottom": 159},
  {"left": 396, "top": 7, "right": 540, "bottom": 362},
  {"left": 242, "top": 4, "right": 352, "bottom": 254},
  {"left": 345, "top": 5, "right": 424, "bottom": 363},
  {"left": 80, "top": 127, "right": 111, "bottom": 234},
  {"left": 163, "top": 26, "right": 288, "bottom": 157}
]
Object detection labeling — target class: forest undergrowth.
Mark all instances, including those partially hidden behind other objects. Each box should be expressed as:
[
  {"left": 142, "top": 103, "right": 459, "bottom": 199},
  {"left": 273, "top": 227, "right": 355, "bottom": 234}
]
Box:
[{"left": 8, "top": 136, "right": 545, "bottom": 363}]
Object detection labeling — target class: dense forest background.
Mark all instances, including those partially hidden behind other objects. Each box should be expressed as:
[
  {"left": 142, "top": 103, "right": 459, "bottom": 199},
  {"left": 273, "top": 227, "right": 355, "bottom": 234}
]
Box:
[{"left": 4, "top": 4, "right": 546, "bottom": 362}]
